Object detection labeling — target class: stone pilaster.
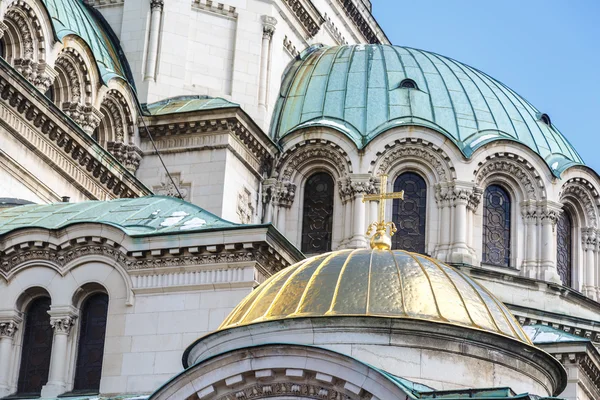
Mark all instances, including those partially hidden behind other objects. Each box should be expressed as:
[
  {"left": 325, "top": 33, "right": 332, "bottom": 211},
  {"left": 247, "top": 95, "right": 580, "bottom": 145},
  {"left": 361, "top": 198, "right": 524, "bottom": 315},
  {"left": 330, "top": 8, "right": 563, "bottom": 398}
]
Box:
[
  {"left": 0, "top": 317, "right": 21, "bottom": 397},
  {"left": 343, "top": 174, "right": 376, "bottom": 249},
  {"left": 582, "top": 227, "right": 597, "bottom": 298},
  {"left": 433, "top": 182, "right": 452, "bottom": 261},
  {"left": 447, "top": 181, "right": 477, "bottom": 265},
  {"left": 41, "top": 308, "right": 78, "bottom": 398},
  {"left": 520, "top": 200, "right": 539, "bottom": 278}
]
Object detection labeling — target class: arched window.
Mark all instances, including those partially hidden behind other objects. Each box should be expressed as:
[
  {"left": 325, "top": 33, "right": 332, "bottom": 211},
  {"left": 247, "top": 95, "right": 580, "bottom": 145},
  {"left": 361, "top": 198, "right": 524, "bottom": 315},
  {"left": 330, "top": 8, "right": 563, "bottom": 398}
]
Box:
[
  {"left": 301, "top": 172, "right": 334, "bottom": 254},
  {"left": 392, "top": 172, "right": 427, "bottom": 253},
  {"left": 399, "top": 79, "right": 418, "bottom": 89},
  {"left": 482, "top": 184, "right": 511, "bottom": 267},
  {"left": 17, "top": 297, "right": 53, "bottom": 396},
  {"left": 556, "top": 211, "right": 573, "bottom": 287},
  {"left": 73, "top": 293, "right": 109, "bottom": 393}
]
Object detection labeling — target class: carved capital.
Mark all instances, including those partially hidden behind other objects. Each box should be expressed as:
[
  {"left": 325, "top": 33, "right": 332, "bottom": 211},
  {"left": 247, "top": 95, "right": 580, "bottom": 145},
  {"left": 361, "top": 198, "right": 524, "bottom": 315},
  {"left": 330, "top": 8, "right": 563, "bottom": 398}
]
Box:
[
  {"left": 264, "top": 180, "right": 296, "bottom": 208},
  {"left": 107, "top": 141, "right": 143, "bottom": 173},
  {"left": 0, "top": 21, "right": 8, "bottom": 39},
  {"left": 448, "top": 183, "right": 476, "bottom": 206},
  {"left": 150, "top": 0, "right": 164, "bottom": 10},
  {"left": 539, "top": 207, "right": 562, "bottom": 226},
  {"left": 32, "top": 63, "right": 58, "bottom": 93},
  {"left": 261, "top": 15, "right": 277, "bottom": 39},
  {"left": 0, "top": 320, "right": 19, "bottom": 339},
  {"left": 582, "top": 227, "right": 597, "bottom": 250},
  {"left": 338, "top": 176, "right": 376, "bottom": 200},
  {"left": 50, "top": 316, "right": 76, "bottom": 335},
  {"left": 467, "top": 186, "right": 483, "bottom": 211}
]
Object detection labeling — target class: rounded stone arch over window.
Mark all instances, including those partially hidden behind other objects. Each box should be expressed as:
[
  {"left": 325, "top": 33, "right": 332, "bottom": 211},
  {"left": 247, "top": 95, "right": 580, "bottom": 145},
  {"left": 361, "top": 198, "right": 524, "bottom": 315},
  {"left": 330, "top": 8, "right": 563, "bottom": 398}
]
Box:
[
  {"left": 16, "top": 290, "right": 53, "bottom": 396},
  {"left": 72, "top": 284, "right": 109, "bottom": 393},
  {"left": 301, "top": 171, "right": 335, "bottom": 254},
  {"left": 556, "top": 209, "right": 573, "bottom": 287},
  {"left": 392, "top": 171, "right": 427, "bottom": 253},
  {"left": 96, "top": 88, "right": 134, "bottom": 146},
  {"left": 482, "top": 184, "right": 512, "bottom": 267}
]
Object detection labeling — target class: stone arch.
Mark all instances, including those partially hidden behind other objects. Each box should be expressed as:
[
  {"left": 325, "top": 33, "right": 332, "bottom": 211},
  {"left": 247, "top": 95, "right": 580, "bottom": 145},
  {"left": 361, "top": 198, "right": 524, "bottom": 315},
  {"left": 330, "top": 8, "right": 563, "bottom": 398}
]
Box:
[
  {"left": 96, "top": 89, "right": 131, "bottom": 144},
  {"left": 2, "top": 1, "right": 55, "bottom": 92},
  {"left": 474, "top": 153, "right": 546, "bottom": 201},
  {"left": 370, "top": 137, "right": 456, "bottom": 182},
  {"left": 53, "top": 47, "right": 102, "bottom": 134},
  {"left": 154, "top": 344, "right": 412, "bottom": 400},
  {"left": 559, "top": 178, "right": 599, "bottom": 229}
]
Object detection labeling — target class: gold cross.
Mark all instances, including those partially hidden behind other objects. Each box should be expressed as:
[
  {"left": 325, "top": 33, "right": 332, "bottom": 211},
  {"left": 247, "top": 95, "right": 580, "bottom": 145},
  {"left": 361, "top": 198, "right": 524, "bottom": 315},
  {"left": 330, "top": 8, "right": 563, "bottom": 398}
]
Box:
[{"left": 362, "top": 174, "right": 404, "bottom": 249}]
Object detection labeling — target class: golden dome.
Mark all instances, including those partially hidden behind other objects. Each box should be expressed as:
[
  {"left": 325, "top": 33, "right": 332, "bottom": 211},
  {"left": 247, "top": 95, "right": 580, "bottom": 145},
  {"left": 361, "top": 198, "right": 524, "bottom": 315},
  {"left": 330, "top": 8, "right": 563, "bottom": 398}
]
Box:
[{"left": 219, "top": 248, "right": 532, "bottom": 344}]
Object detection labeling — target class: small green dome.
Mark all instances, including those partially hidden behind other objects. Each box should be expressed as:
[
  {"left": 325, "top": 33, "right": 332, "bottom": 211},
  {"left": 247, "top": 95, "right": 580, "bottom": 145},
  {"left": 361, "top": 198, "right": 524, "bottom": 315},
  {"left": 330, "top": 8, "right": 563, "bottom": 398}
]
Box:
[{"left": 270, "top": 44, "right": 583, "bottom": 176}]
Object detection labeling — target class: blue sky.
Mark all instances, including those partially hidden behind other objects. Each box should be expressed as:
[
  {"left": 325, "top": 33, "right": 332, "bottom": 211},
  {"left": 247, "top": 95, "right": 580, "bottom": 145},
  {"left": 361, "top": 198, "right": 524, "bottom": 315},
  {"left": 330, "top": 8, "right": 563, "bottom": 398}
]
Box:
[{"left": 372, "top": 0, "right": 600, "bottom": 173}]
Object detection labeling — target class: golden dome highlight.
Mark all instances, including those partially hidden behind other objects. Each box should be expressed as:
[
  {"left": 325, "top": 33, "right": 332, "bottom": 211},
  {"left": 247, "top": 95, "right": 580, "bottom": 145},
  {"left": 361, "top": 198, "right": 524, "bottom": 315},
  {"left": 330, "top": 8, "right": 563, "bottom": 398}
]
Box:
[{"left": 219, "top": 249, "right": 532, "bottom": 344}]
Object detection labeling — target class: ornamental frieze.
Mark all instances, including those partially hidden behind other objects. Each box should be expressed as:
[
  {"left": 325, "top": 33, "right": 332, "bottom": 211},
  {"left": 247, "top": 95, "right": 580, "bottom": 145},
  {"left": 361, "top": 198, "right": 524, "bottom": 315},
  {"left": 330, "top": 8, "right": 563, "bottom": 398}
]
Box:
[{"left": 215, "top": 381, "right": 365, "bottom": 400}]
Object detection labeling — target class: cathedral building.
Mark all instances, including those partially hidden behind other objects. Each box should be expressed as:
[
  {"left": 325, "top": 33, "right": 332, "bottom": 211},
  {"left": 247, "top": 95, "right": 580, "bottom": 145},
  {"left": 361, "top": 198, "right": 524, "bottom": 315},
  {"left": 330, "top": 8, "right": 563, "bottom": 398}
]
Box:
[{"left": 0, "top": 0, "right": 598, "bottom": 399}]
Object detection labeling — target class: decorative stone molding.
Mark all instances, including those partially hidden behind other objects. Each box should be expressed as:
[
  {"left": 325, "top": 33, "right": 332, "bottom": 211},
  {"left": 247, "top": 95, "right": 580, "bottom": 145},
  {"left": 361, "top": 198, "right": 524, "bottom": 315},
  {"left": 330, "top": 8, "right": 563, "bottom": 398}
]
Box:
[
  {"left": 517, "top": 316, "right": 600, "bottom": 343},
  {"left": 261, "top": 15, "right": 277, "bottom": 39},
  {"left": 150, "top": 0, "right": 164, "bottom": 10},
  {"left": 262, "top": 179, "right": 296, "bottom": 208},
  {"left": 467, "top": 186, "right": 483, "bottom": 211},
  {"left": 474, "top": 153, "right": 545, "bottom": 200},
  {"left": 560, "top": 178, "right": 599, "bottom": 228},
  {"left": 50, "top": 316, "right": 76, "bottom": 335},
  {"left": 0, "top": 321, "right": 18, "bottom": 338},
  {"left": 539, "top": 205, "right": 562, "bottom": 226},
  {"left": 0, "top": 21, "right": 8, "bottom": 39},
  {"left": 338, "top": 175, "right": 376, "bottom": 201},
  {"left": 582, "top": 227, "right": 597, "bottom": 250},
  {"left": 371, "top": 137, "right": 455, "bottom": 181},
  {"left": 277, "top": 139, "right": 353, "bottom": 182},
  {"left": 281, "top": 0, "right": 325, "bottom": 38},
  {"left": 0, "top": 67, "right": 149, "bottom": 199},
  {"left": 237, "top": 187, "right": 254, "bottom": 223},
  {"left": 83, "top": 0, "right": 125, "bottom": 7},
  {"left": 98, "top": 89, "right": 134, "bottom": 143},
  {"left": 0, "top": 234, "right": 293, "bottom": 277},
  {"left": 191, "top": 0, "right": 238, "bottom": 19},
  {"left": 107, "top": 141, "right": 143, "bottom": 173},
  {"left": 323, "top": 12, "right": 348, "bottom": 45},
  {"left": 283, "top": 35, "right": 299, "bottom": 58},
  {"left": 31, "top": 63, "right": 58, "bottom": 93},
  {"left": 63, "top": 103, "right": 103, "bottom": 134},
  {"left": 131, "top": 266, "right": 257, "bottom": 292},
  {"left": 334, "top": 0, "right": 382, "bottom": 44},
  {"left": 4, "top": 3, "right": 47, "bottom": 63},
  {"left": 153, "top": 172, "right": 191, "bottom": 200}
]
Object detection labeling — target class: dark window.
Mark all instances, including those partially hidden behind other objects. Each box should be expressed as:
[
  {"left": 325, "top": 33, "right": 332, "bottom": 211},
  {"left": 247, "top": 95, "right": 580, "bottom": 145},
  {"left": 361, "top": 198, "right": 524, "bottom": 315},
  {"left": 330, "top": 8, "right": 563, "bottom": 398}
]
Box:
[
  {"left": 399, "top": 79, "right": 418, "bottom": 89},
  {"left": 0, "top": 39, "right": 4, "bottom": 58},
  {"left": 540, "top": 113, "right": 551, "bottom": 126},
  {"left": 73, "top": 293, "right": 109, "bottom": 393},
  {"left": 482, "top": 185, "right": 511, "bottom": 267},
  {"left": 301, "top": 172, "right": 334, "bottom": 253},
  {"left": 17, "top": 297, "right": 53, "bottom": 396},
  {"left": 556, "top": 211, "right": 572, "bottom": 287},
  {"left": 392, "top": 172, "right": 427, "bottom": 253}
]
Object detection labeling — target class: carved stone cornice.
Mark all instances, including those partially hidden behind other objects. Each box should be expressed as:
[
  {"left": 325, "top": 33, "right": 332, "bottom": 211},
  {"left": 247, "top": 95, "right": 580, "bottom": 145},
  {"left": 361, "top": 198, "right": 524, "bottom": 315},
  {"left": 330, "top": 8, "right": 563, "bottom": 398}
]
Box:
[
  {"left": 277, "top": 140, "right": 352, "bottom": 182},
  {"left": 191, "top": 0, "right": 238, "bottom": 18},
  {"left": 0, "top": 234, "right": 294, "bottom": 277},
  {"left": 371, "top": 138, "right": 455, "bottom": 181},
  {"left": 0, "top": 320, "right": 19, "bottom": 339},
  {"left": 0, "top": 63, "right": 150, "bottom": 199},
  {"left": 281, "top": 0, "right": 325, "bottom": 38},
  {"left": 474, "top": 153, "right": 545, "bottom": 201},
  {"left": 335, "top": 0, "right": 381, "bottom": 44},
  {"left": 107, "top": 141, "right": 143, "bottom": 173},
  {"left": 50, "top": 316, "right": 76, "bottom": 335}
]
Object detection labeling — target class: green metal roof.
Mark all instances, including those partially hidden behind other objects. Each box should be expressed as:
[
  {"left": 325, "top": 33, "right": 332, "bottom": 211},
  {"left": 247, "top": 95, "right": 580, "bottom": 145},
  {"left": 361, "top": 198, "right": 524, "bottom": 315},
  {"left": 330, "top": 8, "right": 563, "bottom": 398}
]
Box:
[
  {"left": 271, "top": 44, "right": 584, "bottom": 176},
  {"left": 0, "top": 196, "right": 238, "bottom": 237},
  {"left": 144, "top": 95, "right": 239, "bottom": 116},
  {"left": 41, "top": 0, "right": 129, "bottom": 84},
  {"left": 524, "top": 324, "right": 590, "bottom": 344}
]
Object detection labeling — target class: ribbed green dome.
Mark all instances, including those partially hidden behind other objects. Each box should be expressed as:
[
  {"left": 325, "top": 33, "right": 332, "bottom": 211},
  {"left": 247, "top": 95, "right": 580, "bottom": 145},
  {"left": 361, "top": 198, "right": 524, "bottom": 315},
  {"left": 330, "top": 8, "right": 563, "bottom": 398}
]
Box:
[{"left": 270, "top": 44, "right": 583, "bottom": 176}]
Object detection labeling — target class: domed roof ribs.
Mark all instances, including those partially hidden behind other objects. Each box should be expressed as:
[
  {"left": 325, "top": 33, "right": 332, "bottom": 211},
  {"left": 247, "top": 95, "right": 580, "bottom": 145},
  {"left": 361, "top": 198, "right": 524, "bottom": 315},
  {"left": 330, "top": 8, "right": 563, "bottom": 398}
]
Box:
[
  {"left": 341, "top": 46, "right": 359, "bottom": 128},
  {"left": 376, "top": 46, "right": 391, "bottom": 123},
  {"left": 320, "top": 47, "right": 345, "bottom": 116},
  {"left": 390, "top": 250, "right": 408, "bottom": 317},
  {"left": 406, "top": 252, "right": 445, "bottom": 322},
  {"left": 428, "top": 51, "right": 480, "bottom": 133},
  {"left": 444, "top": 56, "right": 499, "bottom": 129},
  {"left": 387, "top": 46, "right": 413, "bottom": 117},
  {"left": 408, "top": 48, "right": 461, "bottom": 141},
  {"left": 395, "top": 47, "right": 437, "bottom": 125}
]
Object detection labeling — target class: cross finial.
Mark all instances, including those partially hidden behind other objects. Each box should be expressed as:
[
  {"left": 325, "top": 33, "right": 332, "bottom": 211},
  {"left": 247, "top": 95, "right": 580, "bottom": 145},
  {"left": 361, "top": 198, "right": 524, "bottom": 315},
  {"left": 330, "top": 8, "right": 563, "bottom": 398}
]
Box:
[{"left": 362, "top": 174, "right": 405, "bottom": 250}]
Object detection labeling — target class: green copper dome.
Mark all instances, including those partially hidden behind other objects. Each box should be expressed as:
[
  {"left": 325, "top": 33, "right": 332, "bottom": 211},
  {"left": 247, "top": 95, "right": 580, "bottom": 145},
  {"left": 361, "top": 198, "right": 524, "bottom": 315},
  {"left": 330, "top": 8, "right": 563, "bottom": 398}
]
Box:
[
  {"left": 41, "top": 0, "right": 131, "bottom": 84},
  {"left": 271, "top": 44, "right": 583, "bottom": 176}
]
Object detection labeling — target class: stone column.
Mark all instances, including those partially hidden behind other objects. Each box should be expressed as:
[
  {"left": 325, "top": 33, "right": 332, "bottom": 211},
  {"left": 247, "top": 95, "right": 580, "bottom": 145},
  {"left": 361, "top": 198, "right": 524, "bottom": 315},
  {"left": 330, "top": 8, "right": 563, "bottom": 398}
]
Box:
[
  {"left": 538, "top": 201, "right": 562, "bottom": 283},
  {"left": 41, "top": 311, "right": 77, "bottom": 398},
  {"left": 434, "top": 183, "right": 451, "bottom": 262},
  {"left": 582, "top": 228, "right": 596, "bottom": 298},
  {"left": 0, "top": 319, "right": 20, "bottom": 397},
  {"left": 347, "top": 175, "right": 375, "bottom": 249},
  {"left": 144, "top": 0, "right": 164, "bottom": 81},
  {"left": 258, "top": 16, "right": 277, "bottom": 112},
  {"left": 521, "top": 201, "right": 538, "bottom": 278},
  {"left": 448, "top": 182, "right": 477, "bottom": 265}
]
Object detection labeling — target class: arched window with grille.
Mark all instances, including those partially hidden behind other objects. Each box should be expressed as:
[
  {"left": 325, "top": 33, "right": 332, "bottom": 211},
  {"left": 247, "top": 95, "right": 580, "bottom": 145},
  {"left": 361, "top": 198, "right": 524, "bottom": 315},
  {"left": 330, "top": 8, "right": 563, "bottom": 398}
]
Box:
[
  {"left": 73, "top": 293, "right": 109, "bottom": 393},
  {"left": 482, "top": 184, "right": 511, "bottom": 267},
  {"left": 392, "top": 172, "right": 427, "bottom": 253},
  {"left": 301, "top": 172, "right": 334, "bottom": 254},
  {"left": 556, "top": 211, "right": 573, "bottom": 287},
  {"left": 17, "top": 297, "right": 53, "bottom": 396}
]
